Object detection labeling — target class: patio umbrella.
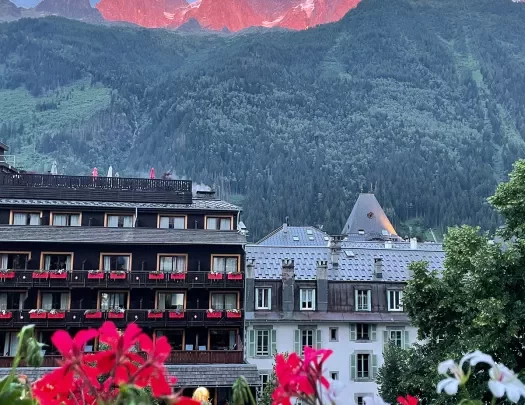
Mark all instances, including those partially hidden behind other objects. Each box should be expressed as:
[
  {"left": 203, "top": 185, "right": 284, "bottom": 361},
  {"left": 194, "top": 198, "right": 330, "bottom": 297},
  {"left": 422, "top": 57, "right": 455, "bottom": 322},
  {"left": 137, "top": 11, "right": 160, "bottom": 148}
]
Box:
[
  {"left": 50, "top": 161, "right": 58, "bottom": 175},
  {"left": 107, "top": 166, "right": 113, "bottom": 177},
  {"left": 150, "top": 167, "right": 155, "bottom": 179},
  {"left": 92, "top": 167, "right": 98, "bottom": 177}
]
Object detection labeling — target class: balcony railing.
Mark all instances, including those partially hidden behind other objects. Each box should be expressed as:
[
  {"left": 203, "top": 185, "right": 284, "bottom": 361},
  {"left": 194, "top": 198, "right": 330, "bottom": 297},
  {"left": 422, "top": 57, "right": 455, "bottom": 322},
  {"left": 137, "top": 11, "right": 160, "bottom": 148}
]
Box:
[
  {"left": 0, "top": 350, "right": 243, "bottom": 368},
  {"left": 0, "top": 173, "right": 193, "bottom": 204},
  {"left": 0, "top": 309, "right": 243, "bottom": 328},
  {"left": 0, "top": 270, "right": 244, "bottom": 289}
]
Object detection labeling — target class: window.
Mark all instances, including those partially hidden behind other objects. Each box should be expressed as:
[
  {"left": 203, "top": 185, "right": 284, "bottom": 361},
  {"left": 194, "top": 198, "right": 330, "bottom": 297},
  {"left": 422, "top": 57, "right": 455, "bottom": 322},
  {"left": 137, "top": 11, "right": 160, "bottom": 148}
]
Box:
[
  {"left": 294, "top": 329, "right": 321, "bottom": 354},
  {"left": 0, "top": 331, "right": 20, "bottom": 356},
  {"left": 387, "top": 290, "right": 403, "bottom": 311},
  {"left": 260, "top": 373, "right": 270, "bottom": 388},
  {"left": 158, "top": 216, "right": 185, "bottom": 229},
  {"left": 206, "top": 217, "right": 232, "bottom": 230},
  {"left": 351, "top": 324, "right": 377, "bottom": 341},
  {"left": 157, "top": 292, "right": 184, "bottom": 310},
  {"left": 12, "top": 212, "right": 40, "bottom": 226},
  {"left": 256, "top": 330, "right": 270, "bottom": 356},
  {"left": 300, "top": 288, "right": 316, "bottom": 311},
  {"left": 351, "top": 353, "right": 378, "bottom": 381},
  {"left": 42, "top": 254, "right": 72, "bottom": 271},
  {"left": 39, "top": 331, "right": 61, "bottom": 355},
  {"left": 302, "top": 329, "right": 314, "bottom": 349},
  {"left": 355, "top": 290, "right": 371, "bottom": 311},
  {"left": 384, "top": 329, "right": 409, "bottom": 349},
  {"left": 101, "top": 255, "right": 131, "bottom": 272},
  {"left": 155, "top": 330, "right": 183, "bottom": 351},
  {"left": 41, "top": 292, "right": 69, "bottom": 310},
  {"left": 100, "top": 292, "right": 127, "bottom": 310},
  {"left": 0, "top": 292, "right": 26, "bottom": 310},
  {"left": 329, "top": 328, "right": 338, "bottom": 342},
  {"left": 211, "top": 256, "right": 238, "bottom": 273},
  {"left": 159, "top": 255, "right": 186, "bottom": 273},
  {"left": 330, "top": 372, "right": 339, "bottom": 381},
  {"left": 0, "top": 253, "right": 30, "bottom": 270},
  {"left": 52, "top": 213, "right": 80, "bottom": 227},
  {"left": 357, "top": 397, "right": 364, "bottom": 405},
  {"left": 388, "top": 330, "right": 403, "bottom": 347},
  {"left": 256, "top": 288, "right": 271, "bottom": 310},
  {"left": 210, "top": 293, "right": 237, "bottom": 310},
  {"left": 106, "top": 215, "right": 133, "bottom": 228},
  {"left": 209, "top": 329, "right": 237, "bottom": 350}
]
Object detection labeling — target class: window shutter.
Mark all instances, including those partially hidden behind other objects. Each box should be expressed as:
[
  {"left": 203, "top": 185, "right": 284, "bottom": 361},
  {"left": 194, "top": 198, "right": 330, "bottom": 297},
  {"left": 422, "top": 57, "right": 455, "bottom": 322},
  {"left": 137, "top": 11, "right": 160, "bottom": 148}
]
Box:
[
  {"left": 268, "top": 288, "right": 272, "bottom": 311},
  {"left": 367, "top": 290, "right": 371, "bottom": 310},
  {"left": 372, "top": 355, "right": 378, "bottom": 379},
  {"left": 387, "top": 290, "right": 391, "bottom": 310},
  {"left": 404, "top": 331, "right": 410, "bottom": 349},
  {"left": 370, "top": 325, "right": 377, "bottom": 341},
  {"left": 271, "top": 329, "right": 277, "bottom": 355},
  {"left": 312, "top": 289, "right": 316, "bottom": 311},
  {"left": 315, "top": 329, "right": 322, "bottom": 349},
  {"left": 383, "top": 330, "right": 389, "bottom": 350},
  {"left": 349, "top": 324, "right": 356, "bottom": 340},
  {"left": 248, "top": 330, "right": 255, "bottom": 357},
  {"left": 400, "top": 291, "right": 404, "bottom": 311},
  {"left": 294, "top": 329, "right": 301, "bottom": 354},
  {"left": 354, "top": 291, "right": 358, "bottom": 311},
  {"left": 350, "top": 354, "right": 356, "bottom": 380}
]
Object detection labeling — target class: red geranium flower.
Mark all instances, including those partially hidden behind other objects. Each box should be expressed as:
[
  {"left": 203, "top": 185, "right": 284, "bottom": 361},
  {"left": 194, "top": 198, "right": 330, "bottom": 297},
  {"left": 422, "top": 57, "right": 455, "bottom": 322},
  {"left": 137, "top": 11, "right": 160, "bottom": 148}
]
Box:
[{"left": 398, "top": 395, "right": 418, "bottom": 405}]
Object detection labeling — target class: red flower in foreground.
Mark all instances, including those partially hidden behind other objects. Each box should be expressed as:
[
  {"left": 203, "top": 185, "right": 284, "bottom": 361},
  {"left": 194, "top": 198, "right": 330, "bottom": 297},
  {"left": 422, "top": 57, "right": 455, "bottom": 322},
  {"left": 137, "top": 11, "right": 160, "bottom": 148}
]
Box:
[{"left": 398, "top": 395, "right": 419, "bottom": 405}]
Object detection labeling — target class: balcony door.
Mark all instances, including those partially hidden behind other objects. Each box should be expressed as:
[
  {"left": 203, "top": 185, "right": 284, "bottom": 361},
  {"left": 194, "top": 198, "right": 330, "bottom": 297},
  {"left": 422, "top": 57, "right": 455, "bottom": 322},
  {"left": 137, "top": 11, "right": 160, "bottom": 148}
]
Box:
[
  {"left": 0, "top": 253, "right": 30, "bottom": 270},
  {"left": 0, "top": 292, "right": 26, "bottom": 310},
  {"left": 155, "top": 330, "right": 183, "bottom": 351},
  {"left": 41, "top": 292, "right": 69, "bottom": 310},
  {"left": 42, "top": 253, "right": 72, "bottom": 271},
  {"left": 100, "top": 292, "right": 128, "bottom": 311},
  {"left": 101, "top": 255, "right": 131, "bottom": 272},
  {"left": 209, "top": 329, "right": 237, "bottom": 351}
]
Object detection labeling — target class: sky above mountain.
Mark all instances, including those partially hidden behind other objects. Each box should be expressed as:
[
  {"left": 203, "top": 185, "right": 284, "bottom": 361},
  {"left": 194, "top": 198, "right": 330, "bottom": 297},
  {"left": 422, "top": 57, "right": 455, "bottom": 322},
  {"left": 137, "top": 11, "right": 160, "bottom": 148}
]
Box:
[{"left": 12, "top": 0, "right": 101, "bottom": 6}]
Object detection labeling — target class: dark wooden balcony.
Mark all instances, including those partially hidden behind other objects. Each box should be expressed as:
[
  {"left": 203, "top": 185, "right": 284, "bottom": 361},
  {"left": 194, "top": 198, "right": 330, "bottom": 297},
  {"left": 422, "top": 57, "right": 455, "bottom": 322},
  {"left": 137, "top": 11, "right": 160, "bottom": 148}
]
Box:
[
  {"left": 0, "top": 173, "right": 192, "bottom": 204},
  {"left": 0, "top": 350, "right": 243, "bottom": 368},
  {"left": 0, "top": 270, "right": 244, "bottom": 289},
  {"left": 1, "top": 309, "right": 243, "bottom": 328}
]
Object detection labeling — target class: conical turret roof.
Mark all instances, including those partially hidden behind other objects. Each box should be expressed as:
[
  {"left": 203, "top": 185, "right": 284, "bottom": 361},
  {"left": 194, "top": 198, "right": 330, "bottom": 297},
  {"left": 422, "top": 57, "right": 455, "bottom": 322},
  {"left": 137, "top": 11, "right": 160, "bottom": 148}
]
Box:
[{"left": 342, "top": 193, "right": 398, "bottom": 238}]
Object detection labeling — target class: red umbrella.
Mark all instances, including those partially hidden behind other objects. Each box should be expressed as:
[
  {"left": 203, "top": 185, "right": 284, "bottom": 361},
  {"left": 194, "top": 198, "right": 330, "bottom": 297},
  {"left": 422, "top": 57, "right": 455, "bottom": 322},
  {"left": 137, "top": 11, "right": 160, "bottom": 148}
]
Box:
[
  {"left": 150, "top": 168, "right": 155, "bottom": 179},
  {"left": 92, "top": 167, "right": 98, "bottom": 177}
]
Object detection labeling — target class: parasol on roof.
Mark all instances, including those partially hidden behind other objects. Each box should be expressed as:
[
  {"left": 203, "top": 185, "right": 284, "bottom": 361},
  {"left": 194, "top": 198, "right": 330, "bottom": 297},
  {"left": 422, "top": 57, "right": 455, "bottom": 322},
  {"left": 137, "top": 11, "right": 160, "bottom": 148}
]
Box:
[
  {"left": 150, "top": 167, "right": 155, "bottom": 179},
  {"left": 50, "top": 161, "right": 58, "bottom": 175},
  {"left": 92, "top": 167, "right": 98, "bottom": 177},
  {"left": 107, "top": 166, "right": 113, "bottom": 177}
]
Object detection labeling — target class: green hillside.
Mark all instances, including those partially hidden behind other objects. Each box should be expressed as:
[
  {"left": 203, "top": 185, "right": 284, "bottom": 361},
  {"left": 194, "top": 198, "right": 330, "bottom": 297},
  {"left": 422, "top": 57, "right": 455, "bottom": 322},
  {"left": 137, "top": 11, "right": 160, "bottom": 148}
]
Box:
[{"left": 1, "top": 0, "right": 525, "bottom": 240}]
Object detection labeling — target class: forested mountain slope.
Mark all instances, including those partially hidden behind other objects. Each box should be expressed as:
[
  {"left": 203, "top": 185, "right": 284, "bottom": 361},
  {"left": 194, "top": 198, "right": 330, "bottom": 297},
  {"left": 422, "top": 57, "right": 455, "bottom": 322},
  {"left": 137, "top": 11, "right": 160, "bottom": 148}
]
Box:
[{"left": 1, "top": 0, "right": 525, "bottom": 240}]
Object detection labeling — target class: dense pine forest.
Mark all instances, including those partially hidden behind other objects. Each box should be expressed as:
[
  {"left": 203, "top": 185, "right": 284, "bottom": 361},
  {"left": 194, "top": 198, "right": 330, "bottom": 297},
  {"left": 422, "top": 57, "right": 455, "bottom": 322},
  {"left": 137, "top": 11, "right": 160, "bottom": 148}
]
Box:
[{"left": 1, "top": 0, "right": 525, "bottom": 240}]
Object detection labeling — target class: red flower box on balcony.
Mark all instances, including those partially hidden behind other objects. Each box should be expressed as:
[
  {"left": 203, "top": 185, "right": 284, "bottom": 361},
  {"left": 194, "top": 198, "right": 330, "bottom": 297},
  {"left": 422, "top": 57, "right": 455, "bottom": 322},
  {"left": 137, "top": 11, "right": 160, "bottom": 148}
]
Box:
[
  {"left": 207, "top": 273, "right": 223, "bottom": 281},
  {"left": 85, "top": 311, "right": 103, "bottom": 319},
  {"left": 0, "top": 312, "right": 12, "bottom": 319},
  {"left": 227, "top": 273, "right": 243, "bottom": 280},
  {"left": 32, "top": 272, "right": 49, "bottom": 279},
  {"left": 0, "top": 271, "right": 15, "bottom": 279},
  {"left": 149, "top": 273, "right": 165, "bottom": 280},
  {"left": 148, "top": 312, "right": 164, "bottom": 319},
  {"left": 226, "top": 311, "right": 242, "bottom": 319},
  {"left": 29, "top": 312, "right": 47, "bottom": 319},
  {"left": 168, "top": 311, "right": 185, "bottom": 319},
  {"left": 88, "top": 272, "right": 104, "bottom": 279},
  {"left": 48, "top": 312, "right": 66, "bottom": 319},
  {"left": 206, "top": 311, "right": 223, "bottom": 319},
  {"left": 109, "top": 272, "right": 127, "bottom": 280},
  {"left": 108, "top": 312, "right": 125, "bottom": 319},
  {"left": 50, "top": 272, "right": 67, "bottom": 279},
  {"left": 170, "top": 273, "right": 185, "bottom": 280}
]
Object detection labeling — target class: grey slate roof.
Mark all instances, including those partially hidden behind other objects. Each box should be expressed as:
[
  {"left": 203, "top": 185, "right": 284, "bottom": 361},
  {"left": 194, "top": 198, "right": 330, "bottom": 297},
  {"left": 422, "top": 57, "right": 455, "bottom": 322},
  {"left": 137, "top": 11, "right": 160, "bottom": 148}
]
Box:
[
  {"left": 257, "top": 225, "right": 329, "bottom": 246},
  {"left": 0, "top": 198, "right": 241, "bottom": 212},
  {"left": 0, "top": 226, "right": 246, "bottom": 245},
  {"left": 246, "top": 226, "right": 445, "bottom": 282},
  {"left": 342, "top": 193, "right": 398, "bottom": 238},
  {"left": 0, "top": 364, "right": 260, "bottom": 387}
]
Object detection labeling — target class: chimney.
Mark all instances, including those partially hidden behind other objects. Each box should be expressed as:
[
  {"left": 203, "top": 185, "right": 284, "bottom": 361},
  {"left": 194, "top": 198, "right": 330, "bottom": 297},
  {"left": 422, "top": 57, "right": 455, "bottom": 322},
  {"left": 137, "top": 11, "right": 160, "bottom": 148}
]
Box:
[
  {"left": 283, "top": 216, "right": 289, "bottom": 233},
  {"left": 316, "top": 260, "right": 328, "bottom": 312},
  {"left": 282, "top": 259, "right": 295, "bottom": 313},
  {"left": 196, "top": 190, "right": 216, "bottom": 199},
  {"left": 385, "top": 241, "right": 393, "bottom": 249},
  {"left": 410, "top": 238, "right": 418, "bottom": 250},
  {"left": 373, "top": 257, "right": 383, "bottom": 279},
  {"left": 245, "top": 259, "right": 256, "bottom": 312},
  {"left": 329, "top": 235, "right": 345, "bottom": 268}
]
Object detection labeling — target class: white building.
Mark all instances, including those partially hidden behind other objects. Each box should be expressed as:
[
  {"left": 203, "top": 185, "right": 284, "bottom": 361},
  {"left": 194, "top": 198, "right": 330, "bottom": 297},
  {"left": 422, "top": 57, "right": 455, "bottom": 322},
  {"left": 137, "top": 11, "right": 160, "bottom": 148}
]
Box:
[{"left": 244, "top": 194, "right": 445, "bottom": 404}]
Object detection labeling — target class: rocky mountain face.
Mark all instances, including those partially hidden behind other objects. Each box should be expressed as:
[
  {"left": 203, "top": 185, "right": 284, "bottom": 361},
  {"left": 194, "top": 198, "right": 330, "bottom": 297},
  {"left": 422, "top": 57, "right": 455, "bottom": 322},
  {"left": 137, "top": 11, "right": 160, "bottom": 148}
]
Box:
[
  {"left": 35, "top": 0, "right": 102, "bottom": 21},
  {"left": 95, "top": 0, "right": 363, "bottom": 31},
  {"left": 0, "top": 0, "right": 21, "bottom": 21}
]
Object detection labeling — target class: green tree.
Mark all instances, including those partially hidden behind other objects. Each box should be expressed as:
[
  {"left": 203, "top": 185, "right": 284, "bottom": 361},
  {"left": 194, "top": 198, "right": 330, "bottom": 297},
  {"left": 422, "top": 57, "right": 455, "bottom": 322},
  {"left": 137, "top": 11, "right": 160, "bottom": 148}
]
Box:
[{"left": 379, "top": 158, "right": 525, "bottom": 402}]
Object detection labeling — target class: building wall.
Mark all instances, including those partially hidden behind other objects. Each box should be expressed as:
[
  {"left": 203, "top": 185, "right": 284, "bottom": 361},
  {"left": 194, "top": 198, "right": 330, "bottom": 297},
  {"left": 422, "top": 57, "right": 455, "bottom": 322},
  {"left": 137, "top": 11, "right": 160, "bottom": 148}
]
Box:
[{"left": 246, "top": 322, "right": 418, "bottom": 400}]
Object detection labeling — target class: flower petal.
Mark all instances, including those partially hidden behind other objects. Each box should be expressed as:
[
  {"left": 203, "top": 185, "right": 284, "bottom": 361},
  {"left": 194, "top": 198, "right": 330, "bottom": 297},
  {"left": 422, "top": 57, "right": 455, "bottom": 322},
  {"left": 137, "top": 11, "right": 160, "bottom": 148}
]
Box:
[
  {"left": 489, "top": 380, "right": 506, "bottom": 398},
  {"left": 72, "top": 329, "right": 98, "bottom": 348},
  {"left": 460, "top": 350, "right": 494, "bottom": 368},
  {"left": 51, "top": 330, "right": 74, "bottom": 357},
  {"left": 438, "top": 360, "right": 457, "bottom": 375},
  {"left": 437, "top": 378, "right": 458, "bottom": 395},
  {"left": 506, "top": 384, "right": 521, "bottom": 403}
]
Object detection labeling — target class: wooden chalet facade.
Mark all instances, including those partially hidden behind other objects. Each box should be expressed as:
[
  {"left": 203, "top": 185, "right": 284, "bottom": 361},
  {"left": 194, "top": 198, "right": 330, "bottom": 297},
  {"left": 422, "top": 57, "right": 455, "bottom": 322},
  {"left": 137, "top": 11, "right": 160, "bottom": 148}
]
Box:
[{"left": 0, "top": 169, "right": 259, "bottom": 398}]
